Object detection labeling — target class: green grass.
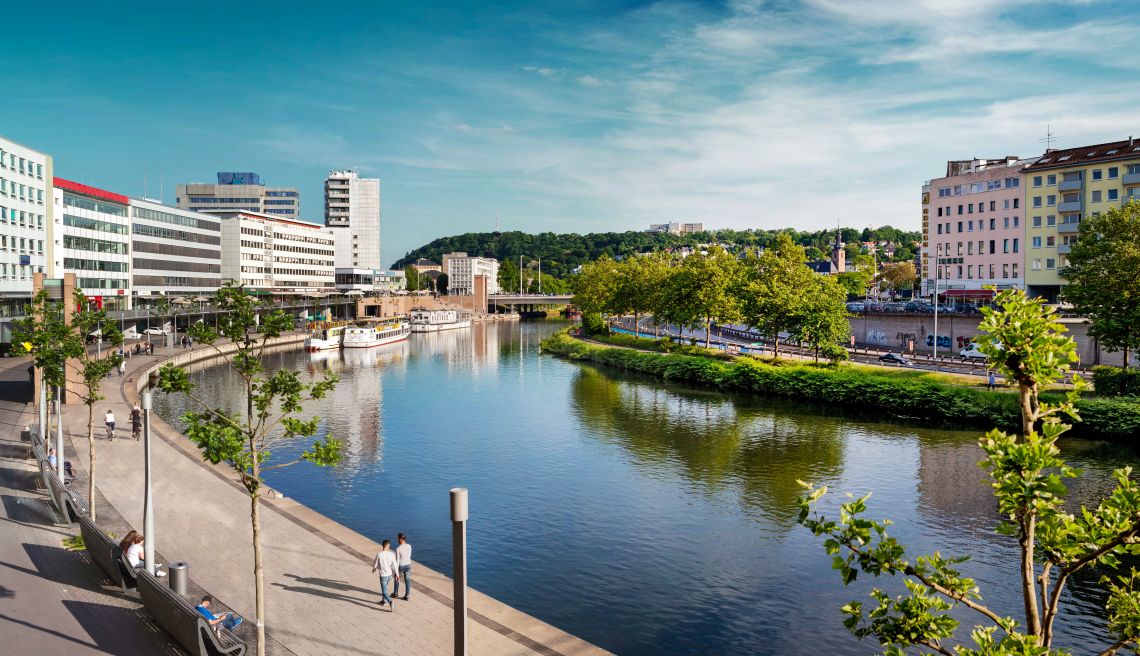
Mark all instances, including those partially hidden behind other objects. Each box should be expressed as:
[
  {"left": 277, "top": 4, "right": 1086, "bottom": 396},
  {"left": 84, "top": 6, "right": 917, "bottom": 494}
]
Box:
[{"left": 62, "top": 534, "right": 85, "bottom": 551}]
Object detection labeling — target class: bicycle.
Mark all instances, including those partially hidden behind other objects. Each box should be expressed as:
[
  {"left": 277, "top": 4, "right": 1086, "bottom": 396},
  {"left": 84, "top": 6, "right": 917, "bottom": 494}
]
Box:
[
  {"left": 105, "top": 422, "right": 115, "bottom": 441},
  {"left": 132, "top": 421, "right": 142, "bottom": 441}
]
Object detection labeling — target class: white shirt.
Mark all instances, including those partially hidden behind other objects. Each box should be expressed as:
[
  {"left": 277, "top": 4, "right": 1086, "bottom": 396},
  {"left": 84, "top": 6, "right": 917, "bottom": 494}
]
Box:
[
  {"left": 396, "top": 542, "right": 412, "bottom": 567},
  {"left": 127, "top": 543, "right": 144, "bottom": 567},
  {"left": 372, "top": 549, "right": 399, "bottom": 578},
  {"left": 105, "top": 412, "right": 115, "bottom": 424}
]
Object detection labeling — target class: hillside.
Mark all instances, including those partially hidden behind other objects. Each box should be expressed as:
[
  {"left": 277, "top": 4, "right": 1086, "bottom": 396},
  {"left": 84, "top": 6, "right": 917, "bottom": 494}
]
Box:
[{"left": 391, "top": 226, "right": 920, "bottom": 279}]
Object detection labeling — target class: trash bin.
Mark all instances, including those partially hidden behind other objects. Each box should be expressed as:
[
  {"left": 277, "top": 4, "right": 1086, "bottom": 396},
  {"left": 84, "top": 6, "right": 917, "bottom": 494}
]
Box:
[{"left": 167, "top": 561, "right": 189, "bottom": 595}]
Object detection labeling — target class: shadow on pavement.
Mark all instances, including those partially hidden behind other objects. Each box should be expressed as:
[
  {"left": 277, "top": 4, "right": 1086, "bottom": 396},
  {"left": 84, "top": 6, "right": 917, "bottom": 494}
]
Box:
[
  {"left": 271, "top": 581, "right": 380, "bottom": 612},
  {"left": 0, "top": 611, "right": 102, "bottom": 651}
]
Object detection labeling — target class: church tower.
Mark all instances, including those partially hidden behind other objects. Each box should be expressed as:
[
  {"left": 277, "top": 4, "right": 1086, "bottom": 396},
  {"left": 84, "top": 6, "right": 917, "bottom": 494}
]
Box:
[{"left": 831, "top": 229, "right": 845, "bottom": 273}]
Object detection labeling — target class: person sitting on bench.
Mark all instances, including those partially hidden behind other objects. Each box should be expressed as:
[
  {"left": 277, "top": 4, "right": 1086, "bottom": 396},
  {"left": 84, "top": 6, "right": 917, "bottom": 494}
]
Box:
[
  {"left": 195, "top": 596, "right": 243, "bottom": 630},
  {"left": 47, "top": 449, "right": 76, "bottom": 483}
]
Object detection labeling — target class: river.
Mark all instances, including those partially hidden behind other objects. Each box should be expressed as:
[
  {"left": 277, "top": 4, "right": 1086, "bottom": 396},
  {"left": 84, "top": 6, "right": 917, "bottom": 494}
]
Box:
[{"left": 153, "top": 320, "right": 1135, "bottom": 655}]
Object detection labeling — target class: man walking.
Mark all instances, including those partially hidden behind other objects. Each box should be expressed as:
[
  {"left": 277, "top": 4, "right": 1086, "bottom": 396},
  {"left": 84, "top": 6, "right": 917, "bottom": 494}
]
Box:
[
  {"left": 392, "top": 533, "right": 412, "bottom": 600},
  {"left": 371, "top": 539, "right": 400, "bottom": 611},
  {"left": 987, "top": 370, "right": 996, "bottom": 392}
]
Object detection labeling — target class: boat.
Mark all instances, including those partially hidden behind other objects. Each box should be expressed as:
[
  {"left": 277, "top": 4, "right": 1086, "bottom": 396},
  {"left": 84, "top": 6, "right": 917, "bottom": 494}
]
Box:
[
  {"left": 306, "top": 322, "right": 348, "bottom": 351},
  {"left": 409, "top": 308, "right": 472, "bottom": 333},
  {"left": 342, "top": 320, "right": 411, "bottom": 348}
]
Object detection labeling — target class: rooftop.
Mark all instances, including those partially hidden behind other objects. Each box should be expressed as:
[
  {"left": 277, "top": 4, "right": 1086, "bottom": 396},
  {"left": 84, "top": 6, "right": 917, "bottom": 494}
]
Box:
[
  {"left": 1022, "top": 136, "right": 1140, "bottom": 171},
  {"left": 54, "top": 177, "right": 129, "bottom": 205}
]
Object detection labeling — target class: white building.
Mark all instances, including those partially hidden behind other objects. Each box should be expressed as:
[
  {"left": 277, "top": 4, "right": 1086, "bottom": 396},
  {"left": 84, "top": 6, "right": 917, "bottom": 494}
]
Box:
[
  {"left": 324, "top": 170, "right": 380, "bottom": 270},
  {"left": 211, "top": 210, "right": 335, "bottom": 294},
  {"left": 444, "top": 252, "right": 499, "bottom": 296},
  {"left": 129, "top": 198, "right": 222, "bottom": 298},
  {"left": 376, "top": 270, "right": 406, "bottom": 293},
  {"left": 53, "top": 178, "right": 132, "bottom": 310},
  {"left": 0, "top": 136, "right": 53, "bottom": 310},
  {"left": 647, "top": 222, "right": 704, "bottom": 235}
]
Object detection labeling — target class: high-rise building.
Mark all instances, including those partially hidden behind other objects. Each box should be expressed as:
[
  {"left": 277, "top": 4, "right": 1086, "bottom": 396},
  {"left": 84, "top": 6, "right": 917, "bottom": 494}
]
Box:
[
  {"left": 0, "top": 135, "right": 53, "bottom": 313},
  {"left": 53, "top": 178, "right": 132, "bottom": 309},
  {"left": 324, "top": 170, "right": 380, "bottom": 269},
  {"left": 129, "top": 199, "right": 222, "bottom": 298},
  {"left": 177, "top": 172, "right": 300, "bottom": 220},
  {"left": 1021, "top": 137, "right": 1140, "bottom": 301},
  {"left": 925, "top": 156, "right": 1031, "bottom": 303},
  {"left": 210, "top": 210, "right": 335, "bottom": 294}
]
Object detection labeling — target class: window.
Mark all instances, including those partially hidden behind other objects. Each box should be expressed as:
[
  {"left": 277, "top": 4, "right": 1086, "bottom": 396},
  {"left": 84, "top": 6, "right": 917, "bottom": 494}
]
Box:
[
  {"left": 937, "top": 208, "right": 942, "bottom": 217},
  {"left": 939, "top": 187, "right": 951, "bottom": 197},
  {"left": 1129, "top": 164, "right": 1140, "bottom": 174},
  {"left": 989, "top": 240, "right": 996, "bottom": 254},
  {"left": 968, "top": 220, "right": 974, "bottom": 231},
  {"left": 1092, "top": 190, "right": 1102, "bottom": 203},
  {"left": 969, "top": 204, "right": 974, "bottom": 214},
  {"left": 1013, "top": 238, "right": 1019, "bottom": 253},
  {"left": 937, "top": 224, "right": 942, "bottom": 235},
  {"left": 1003, "top": 264, "right": 1009, "bottom": 279},
  {"left": 1033, "top": 175, "right": 1043, "bottom": 187},
  {"left": 1033, "top": 236, "right": 1042, "bottom": 248},
  {"left": 967, "top": 265, "right": 974, "bottom": 279},
  {"left": 1004, "top": 199, "right": 1011, "bottom": 209},
  {"left": 957, "top": 242, "right": 963, "bottom": 256},
  {"left": 1014, "top": 198, "right": 1019, "bottom": 209},
  {"left": 1093, "top": 169, "right": 1103, "bottom": 180},
  {"left": 1005, "top": 177, "right": 1019, "bottom": 188},
  {"left": 991, "top": 218, "right": 997, "bottom": 230},
  {"left": 1046, "top": 258, "right": 1056, "bottom": 269},
  {"left": 971, "top": 182, "right": 984, "bottom": 193},
  {"left": 1047, "top": 194, "right": 1056, "bottom": 206},
  {"left": 958, "top": 205, "right": 964, "bottom": 215},
  {"left": 989, "top": 264, "right": 995, "bottom": 279},
  {"left": 978, "top": 202, "right": 984, "bottom": 212},
  {"left": 1047, "top": 235, "right": 1056, "bottom": 247},
  {"left": 1014, "top": 216, "right": 1020, "bottom": 227},
  {"left": 1109, "top": 167, "right": 1119, "bottom": 179},
  {"left": 1013, "top": 263, "right": 1019, "bottom": 278},
  {"left": 990, "top": 200, "right": 996, "bottom": 211},
  {"left": 978, "top": 240, "right": 984, "bottom": 253},
  {"left": 1033, "top": 196, "right": 1042, "bottom": 208},
  {"left": 957, "top": 265, "right": 963, "bottom": 278},
  {"left": 968, "top": 241, "right": 974, "bottom": 255},
  {"left": 1033, "top": 258, "right": 1042, "bottom": 270},
  {"left": 1047, "top": 215, "right": 1056, "bottom": 226},
  {"left": 1047, "top": 174, "right": 1056, "bottom": 186},
  {"left": 1003, "top": 239, "right": 1010, "bottom": 253},
  {"left": 957, "top": 221, "right": 963, "bottom": 232},
  {"left": 1109, "top": 189, "right": 1119, "bottom": 201},
  {"left": 1002, "top": 217, "right": 1008, "bottom": 228}
]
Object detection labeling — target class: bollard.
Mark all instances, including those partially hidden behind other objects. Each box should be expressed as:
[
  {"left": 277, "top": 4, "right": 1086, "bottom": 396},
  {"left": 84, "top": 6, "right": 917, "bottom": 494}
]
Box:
[
  {"left": 451, "top": 488, "right": 469, "bottom": 656},
  {"left": 167, "top": 561, "right": 189, "bottom": 595}
]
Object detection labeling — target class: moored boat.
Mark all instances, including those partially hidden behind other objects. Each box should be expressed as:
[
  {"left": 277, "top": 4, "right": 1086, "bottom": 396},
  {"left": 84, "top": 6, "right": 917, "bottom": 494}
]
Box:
[
  {"left": 342, "top": 320, "right": 411, "bottom": 348},
  {"left": 409, "top": 308, "right": 472, "bottom": 333},
  {"left": 306, "top": 322, "right": 348, "bottom": 351}
]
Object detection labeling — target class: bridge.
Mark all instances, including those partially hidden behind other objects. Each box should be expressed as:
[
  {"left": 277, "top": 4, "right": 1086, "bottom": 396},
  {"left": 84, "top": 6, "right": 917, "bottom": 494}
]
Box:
[{"left": 488, "top": 293, "right": 573, "bottom": 313}]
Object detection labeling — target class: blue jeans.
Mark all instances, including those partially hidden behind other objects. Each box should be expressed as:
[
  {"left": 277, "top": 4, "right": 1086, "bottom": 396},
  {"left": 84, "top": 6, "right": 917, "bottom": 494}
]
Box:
[
  {"left": 379, "top": 575, "right": 393, "bottom": 605},
  {"left": 222, "top": 615, "right": 243, "bottom": 630},
  {"left": 393, "top": 565, "right": 411, "bottom": 598}
]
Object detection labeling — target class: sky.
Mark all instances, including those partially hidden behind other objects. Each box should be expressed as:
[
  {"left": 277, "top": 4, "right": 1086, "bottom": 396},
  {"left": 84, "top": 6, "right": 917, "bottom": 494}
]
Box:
[{"left": 3, "top": 0, "right": 1139, "bottom": 267}]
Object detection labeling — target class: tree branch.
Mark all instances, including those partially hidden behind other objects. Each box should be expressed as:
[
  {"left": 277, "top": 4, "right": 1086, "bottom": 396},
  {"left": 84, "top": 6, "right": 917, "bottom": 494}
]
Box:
[
  {"left": 1096, "top": 637, "right": 1133, "bottom": 656},
  {"left": 260, "top": 458, "right": 303, "bottom": 473},
  {"left": 917, "top": 639, "right": 954, "bottom": 656}
]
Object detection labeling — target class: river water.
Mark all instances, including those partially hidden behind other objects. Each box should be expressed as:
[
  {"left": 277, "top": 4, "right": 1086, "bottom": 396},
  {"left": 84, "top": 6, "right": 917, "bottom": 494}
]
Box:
[{"left": 154, "top": 320, "right": 1135, "bottom": 655}]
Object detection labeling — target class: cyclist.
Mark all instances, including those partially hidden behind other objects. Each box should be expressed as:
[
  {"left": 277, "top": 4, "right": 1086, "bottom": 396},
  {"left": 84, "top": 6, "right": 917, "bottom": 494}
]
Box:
[
  {"left": 130, "top": 403, "right": 143, "bottom": 440},
  {"left": 104, "top": 409, "right": 116, "bottom": 441}
]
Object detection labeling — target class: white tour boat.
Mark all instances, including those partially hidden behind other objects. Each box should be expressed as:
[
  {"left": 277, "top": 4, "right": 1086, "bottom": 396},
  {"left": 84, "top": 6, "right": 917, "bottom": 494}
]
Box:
[
  {"left": 305, "top": 322, "right": 348, "bottom": 351},
  {"left": 342, "top": 320, "right": 411, "bottom": 348},
  {"left": 409, "top": 308, "right": 472, "bottom": 333}
]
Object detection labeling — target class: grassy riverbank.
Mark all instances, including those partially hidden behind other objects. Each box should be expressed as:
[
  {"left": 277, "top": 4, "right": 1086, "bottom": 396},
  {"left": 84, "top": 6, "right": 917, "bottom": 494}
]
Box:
[{"left": 541, "top": 332, "right": 1140, "bottom": 440}]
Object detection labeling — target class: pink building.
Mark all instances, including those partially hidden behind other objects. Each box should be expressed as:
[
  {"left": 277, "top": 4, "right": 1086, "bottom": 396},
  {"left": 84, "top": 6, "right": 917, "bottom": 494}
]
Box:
[{"left": 925, "top": 156, "right": 1034, "bottom": 302}]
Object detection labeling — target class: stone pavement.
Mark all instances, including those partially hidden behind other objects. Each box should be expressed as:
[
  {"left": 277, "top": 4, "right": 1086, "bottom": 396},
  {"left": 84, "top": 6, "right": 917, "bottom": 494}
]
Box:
[
  {"left": 63, "top": 339, "right": 612, "bottom": 656},
  {"left": 0, "top": 355, "right": 183, "bottom": 655}
]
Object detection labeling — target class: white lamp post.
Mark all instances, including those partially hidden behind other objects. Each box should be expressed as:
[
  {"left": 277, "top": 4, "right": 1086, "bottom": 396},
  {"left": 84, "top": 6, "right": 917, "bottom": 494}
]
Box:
[
  {"left": 451, "top": 487, "right": 469, "bottom": 656},
  {"left": 142, "top": 391, "right": 156, "bottom": 575}
]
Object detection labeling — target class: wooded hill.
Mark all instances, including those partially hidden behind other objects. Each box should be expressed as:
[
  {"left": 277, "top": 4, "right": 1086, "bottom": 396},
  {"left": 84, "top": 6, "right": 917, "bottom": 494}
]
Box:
[{"left": 391, "top": 226, "right": 920, "bottom": 279}]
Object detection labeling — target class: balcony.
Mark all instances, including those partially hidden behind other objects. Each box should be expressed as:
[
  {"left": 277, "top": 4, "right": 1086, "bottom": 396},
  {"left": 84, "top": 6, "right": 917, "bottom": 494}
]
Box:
[
  {"left": 1057, "top": 221, "right": 1081, "bottom": 234},
  {"left": 1058, "top": 201, "right": 1083, "bottom": 213},
  {"left": 1057, "top": 244, "right": 1072, "bottom": 255},
  {"left": 1059, "top": 179, "right": 1083, "bottom": 192},
  {"left": 1124, "top": 172, "right": 1140, "bottom": 186}
]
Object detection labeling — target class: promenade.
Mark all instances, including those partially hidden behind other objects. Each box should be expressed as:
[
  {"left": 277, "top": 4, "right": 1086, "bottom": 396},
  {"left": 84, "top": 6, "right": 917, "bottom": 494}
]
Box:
[{"left": 56, "top": 337, "right": 611, "bottom": 656}]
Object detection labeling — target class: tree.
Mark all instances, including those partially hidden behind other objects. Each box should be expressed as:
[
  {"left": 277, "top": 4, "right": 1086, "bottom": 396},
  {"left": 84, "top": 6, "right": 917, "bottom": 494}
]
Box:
[
  {"left": 796, "top": 275, "right": 851, "bottom": 363},
  {"left": 739, "top": 235, "right": 815, "bottom": 358},
  {"left": 569, "top": 256, "right": 620, "bottom": 317},
  {"left": 613, "top": 254, "right": 669, "bottom": 338},
  {"left": 666, "top": 246, "right": 740, "bottom": 348},
  {"left": 157, "top": 284, "right": 341, "bottom": 656},
  {"left": 436, "top": 272, "right": 449, "bottom": 295},
  {"left": 797, "top": 289, "right": 1140, "bottom": 654},
  {"left": 403, "top": 265, "right": 421, "bottom": 291},
  {"left": 879, "top": 261, "right": 917, "bottom": 297},
  {"left": 1060, "top": 201, "right": 1140, "bottom": 368},
  {"left": 69, "top": 293, "right": 123, "bottom": 520},
  {"left": 498, "top": 258, "right": 520, "bottom": 295}
]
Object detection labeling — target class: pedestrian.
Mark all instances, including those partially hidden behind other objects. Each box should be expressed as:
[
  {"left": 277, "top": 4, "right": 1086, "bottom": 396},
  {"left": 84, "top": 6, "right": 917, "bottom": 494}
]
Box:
[
  {"left": 130, "top": 403, "right": 143, "bottom": 440},
  {"left": 987, "top": 370, "right": 996, "bottom": 392},
  {"left": 105, "top": 409, "right": 116, "bottom": 440},
  {"left": 118, "top": 360, "right": 126, "bottom": 377},
  {"left": 371, "top": 539, "right": 400, "bottom": 611},
  {"left": 392, "top": 533, "right": 412, "bottom": 600}
]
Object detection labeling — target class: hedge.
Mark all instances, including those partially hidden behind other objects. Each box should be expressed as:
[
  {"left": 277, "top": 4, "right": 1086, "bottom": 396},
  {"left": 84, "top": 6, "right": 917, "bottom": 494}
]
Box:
[
  {"left": 1092, "top": 366, "right": 1140, "bottom": 398},
  {"left": 541, "top": 333, "right": 1140, "bottom": 441}
]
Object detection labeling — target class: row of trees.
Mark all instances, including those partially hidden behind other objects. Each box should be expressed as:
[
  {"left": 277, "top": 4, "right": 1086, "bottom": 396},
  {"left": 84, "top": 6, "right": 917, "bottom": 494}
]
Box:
[{"left": 570, "top": 235, "right": 851, "bottom": 361}]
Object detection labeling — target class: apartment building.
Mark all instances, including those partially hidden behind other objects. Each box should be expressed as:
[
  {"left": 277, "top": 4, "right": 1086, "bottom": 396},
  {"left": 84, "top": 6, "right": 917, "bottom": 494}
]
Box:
[
  {"left": 211, "top": 210, "right": 335, "bottom": 294},
  {"left": 444, "top": 252, "right": 500, "bottom": 296},
  {"left": 647, "top": 222, "right": 704, "bottom": 234},
  {"left": 920, "top": 183, "right": 930, "bottom": 295},
  {"left": 53, "top": 178, "right": 132, "bottom": 310},
  {"left": 324, "top": 170, "right": 380, "bottom": 269},
  {"left": 129, "top": 198, "right": 222, "bottom": 298},
  {"left": 177, "top": 172, "right": 300, "bottom": 220},
  {"left": 0, "top": 136, "right": 53, "bottom": 313},
  {"left": 1022, "top": 137, "right": 1140, "bottom": 301},
  {"left": 926, "top": 156, "right": 1031, "bottom": 301}
]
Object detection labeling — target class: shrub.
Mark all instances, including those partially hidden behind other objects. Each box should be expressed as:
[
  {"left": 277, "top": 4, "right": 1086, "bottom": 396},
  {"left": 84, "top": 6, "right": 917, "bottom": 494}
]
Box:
[
  {"left": 1092, "top": 366, "right": 1140, "bottom": 397},
  {"left": 581, "top": 312, "right": 607, "bottom": 336}
]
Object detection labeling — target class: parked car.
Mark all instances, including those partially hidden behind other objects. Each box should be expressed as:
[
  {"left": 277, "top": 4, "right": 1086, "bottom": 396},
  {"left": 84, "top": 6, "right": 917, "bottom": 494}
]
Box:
[
  {"left": 143, "top": 326, "right": 169, "bottom": 336},
  {"left": 878, "top": 352, "right": 914, "bottom": 367},
  {"left": 846, "top": 302, "right": 865, "bottom": 313}
]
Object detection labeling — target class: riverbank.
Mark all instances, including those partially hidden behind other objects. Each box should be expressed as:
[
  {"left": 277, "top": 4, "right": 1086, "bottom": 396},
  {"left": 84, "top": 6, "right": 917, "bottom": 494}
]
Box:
[
  {"left": 61, "top": 334, "right": 611, "bottom": 656},
  {"left": 540, "top": 332, "right": 1140, "bottom": 440}
]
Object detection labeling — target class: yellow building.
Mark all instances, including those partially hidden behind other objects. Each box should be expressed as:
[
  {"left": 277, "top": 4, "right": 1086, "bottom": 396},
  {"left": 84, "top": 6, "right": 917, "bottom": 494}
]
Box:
[{"left": 1022, "top": 137, "right": 1140, "bottom": 301}]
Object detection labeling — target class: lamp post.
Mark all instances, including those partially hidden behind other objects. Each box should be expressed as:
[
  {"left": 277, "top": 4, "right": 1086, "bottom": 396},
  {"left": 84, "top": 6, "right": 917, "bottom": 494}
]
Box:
[
  {"left": 55, "top": 385, "right": 64, "bottom": 483},
  {"left": 451, "top": 487, "right": 469, "bottom": 656},
  {"left": 142, "top": 391, "right": 156, "bottom": 575}
]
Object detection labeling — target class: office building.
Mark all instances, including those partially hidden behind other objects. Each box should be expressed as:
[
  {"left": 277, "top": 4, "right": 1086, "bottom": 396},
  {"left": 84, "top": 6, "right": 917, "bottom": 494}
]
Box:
[
  {"left": 324, "top": 170, "right": 381, "bottom": 269},
  {"left": 647, "top": 222, "right": 704, "bottom": 235},
  {"left": 129, "top": 198, "right": 222, "bottom": 298},
  {"left": 53, "top": 178, "right": 132, "bottom": 309},
  {"left": 920, "top": 183, "right": 930, "bottom": 295},
  {"left": 177, "top": 172, "right": 300, "bottom": 220},
  {"left": 0, "top": 135, "right": 53, "bottom": 312},
  {"left": 1022, "top": 137, "right": 1140, "bottom": 301},
  {"left": 444, "top": 252, "right": 499, "bottom": 296},
  {"left": 211, "top": 210, "right": 335, "bottom": 294},
  {"left": 925, "top": 156, "right": 1030, "bottom": 302}
]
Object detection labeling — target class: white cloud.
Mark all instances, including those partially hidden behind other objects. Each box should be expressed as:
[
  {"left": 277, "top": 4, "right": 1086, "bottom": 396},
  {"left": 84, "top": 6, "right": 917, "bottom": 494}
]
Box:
[{"left": 578, "top": 75, "right": 606, "bottom": 87}]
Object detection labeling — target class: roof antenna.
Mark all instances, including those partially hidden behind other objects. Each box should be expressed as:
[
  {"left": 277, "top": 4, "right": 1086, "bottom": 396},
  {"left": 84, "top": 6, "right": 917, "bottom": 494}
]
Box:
[
  {"left": 1039, "top": 124, "right": 1061, "bottom": 151},
  {"left": 495, "top": 214, "right": 501, "bottom": 232}
]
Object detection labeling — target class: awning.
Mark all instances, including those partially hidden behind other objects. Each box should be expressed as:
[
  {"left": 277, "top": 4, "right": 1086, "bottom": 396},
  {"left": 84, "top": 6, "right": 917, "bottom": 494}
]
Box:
[{"left": 941, "top": 289, "right": 995, "bottom": 298}]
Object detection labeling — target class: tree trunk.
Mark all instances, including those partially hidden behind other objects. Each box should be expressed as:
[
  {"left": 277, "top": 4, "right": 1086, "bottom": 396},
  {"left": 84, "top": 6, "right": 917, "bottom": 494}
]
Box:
[
  {"left": 1125, "top": 345, "right": 1131, "bottom": 370},
  {"left": 705, "top": 318, "right": 712, "bottom": 348},
  {"left": 1020, "top": 514, "right": 1042, "bottom": 637},
  {"left": 815, "top": 345, "right": 820, "bottom": 363},
  {"left": 250, "top": 486, "right": 266, "bottom": 656},
  {"left": 1019, "top": 380, "right": 1039, "bottom": 438},
  {"left": 633, "top": 312, "right": 640, "bottom": 339},
  {"left": 773, "top": 332, "right": 780, "bottom": 359},
  {"left": 87, "top": 404, "right": 96, "bottom": 521}
]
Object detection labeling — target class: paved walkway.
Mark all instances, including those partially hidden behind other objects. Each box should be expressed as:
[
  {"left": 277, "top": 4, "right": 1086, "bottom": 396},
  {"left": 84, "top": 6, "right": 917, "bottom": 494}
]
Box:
[
  {"left": 0, "top": 355, "right": 183, "bottom": 654},
  {"left": 62, "top": 339, "right": 611, "bottom": 656}
]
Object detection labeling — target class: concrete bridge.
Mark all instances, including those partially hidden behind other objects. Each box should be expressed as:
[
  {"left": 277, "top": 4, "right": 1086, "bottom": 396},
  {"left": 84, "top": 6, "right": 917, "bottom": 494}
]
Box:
[{"left": 488, "top": 293, "right": 573, "bottom": 313}]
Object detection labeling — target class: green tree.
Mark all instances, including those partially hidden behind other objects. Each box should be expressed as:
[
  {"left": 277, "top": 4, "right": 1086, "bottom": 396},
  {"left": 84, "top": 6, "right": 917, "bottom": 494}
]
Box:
[
  {"left": 666, "top": 246, "right": 740, "bottom": 348},
  {"left": 797, "top": 289, "right": 1140, "bottom": 654},
  {"left": 796, "top": 275, "right": 851, "bottom": 363},
  {"left": 1060, "top": 201, "right": 1140, "bottom": 368},
  {"left": 157, "top": 284, "right": 341, "bottom": 656},
  {"left": 404, "top": 265, "right": 421, "bottom": 291},
  {"left": 436, "top": 272, "right": 449, "bottom": 295},
  {"left": 739, "top": 235, "right": 815, "bottom": 358},
  {"left": 569, "top": 256, "right": 621, "bottom": 317},
  {"left": 613, "top": 255, "right": 668, "bottom": 338},
  {"left": 498, "top": 258, "right": 520, "bottom": 294},
  {"left": 879, "top": 261, "right": 917, "bottom": 297}
]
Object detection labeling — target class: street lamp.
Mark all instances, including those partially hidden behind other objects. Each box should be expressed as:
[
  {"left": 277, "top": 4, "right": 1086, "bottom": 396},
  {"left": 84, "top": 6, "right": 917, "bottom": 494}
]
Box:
[{"left": 142, "top": 391, "right": 156, "bottom": 575}]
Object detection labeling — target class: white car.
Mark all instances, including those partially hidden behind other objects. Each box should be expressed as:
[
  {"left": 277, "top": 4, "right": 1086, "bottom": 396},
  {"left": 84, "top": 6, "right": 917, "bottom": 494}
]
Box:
[
  {"left": 143, "top": 326, "right": 170, "bottom": 336},
  {"left": 960, "top": 343, "right": 988, "bottom": 362}
]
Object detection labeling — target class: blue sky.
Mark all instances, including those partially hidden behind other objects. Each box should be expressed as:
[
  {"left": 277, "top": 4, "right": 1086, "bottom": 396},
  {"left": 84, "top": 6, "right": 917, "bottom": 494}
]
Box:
[{"left": 3, "top": 0, "right": 1138, "bottom": 267}]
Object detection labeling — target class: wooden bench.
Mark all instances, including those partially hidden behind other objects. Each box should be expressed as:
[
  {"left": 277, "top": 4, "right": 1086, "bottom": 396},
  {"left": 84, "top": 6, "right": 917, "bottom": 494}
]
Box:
[
  {"left": 136, "top": 569, "right": 246, "bottom": 656},
  {"left": 77, "top": 513, "right": 136, "bottom": 593}
]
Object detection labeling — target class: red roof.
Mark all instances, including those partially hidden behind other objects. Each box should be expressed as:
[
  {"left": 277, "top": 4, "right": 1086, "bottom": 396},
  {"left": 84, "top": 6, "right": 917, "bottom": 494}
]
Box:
[
  {"left": 1022, "top": 137, "right": 1140, "bottom": 172},
  {"left": 53, "top": 177, "right": 129, "bottom": 206}
]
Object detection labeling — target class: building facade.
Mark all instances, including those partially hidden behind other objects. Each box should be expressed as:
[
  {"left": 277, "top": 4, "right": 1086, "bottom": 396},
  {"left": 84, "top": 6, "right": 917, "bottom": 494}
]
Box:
[
  {"left": 444, "top": 252, "right": 499, "bottom": 296},
  {"left": 647, "top": 222, "right": 704, "bottom": 234},
  {"left": 129, "top": 199, "right": 222, "bottom": 298},
  {"left": 211, "top": 210, "right": 335, "bottom": 294},
  {"left": 324, "top": 170, "right": 380, "bottom": 269},
  {"left": 1021, "top": 137, "right": 1140, "bottom": 301},
  {"left": 53, "top": 178, "right": 132, "bottom": 309},
  {"left": 0, "top": 136, "right": 53, "bottom": 311},
  {"left": 177, "top": 172, "right": 300, "bottom": 220},
  {"left": 925, "top": 157, "right": 1029, "bottom": 301}
]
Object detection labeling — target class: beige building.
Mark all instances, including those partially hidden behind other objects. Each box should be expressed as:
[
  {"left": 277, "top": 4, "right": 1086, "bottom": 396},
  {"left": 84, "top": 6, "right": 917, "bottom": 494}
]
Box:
[
  {"left": 209, "top": 210, "right": 335, "bottom": 294},
  {"left": 443, "top": 252, "right": 499, "bottom": 296},
  {"left": 177, "top": 172, "right": 300, "bottom": 220},
  {"left": 647, "top": 222, "right": 704, "bottom": 235}
]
